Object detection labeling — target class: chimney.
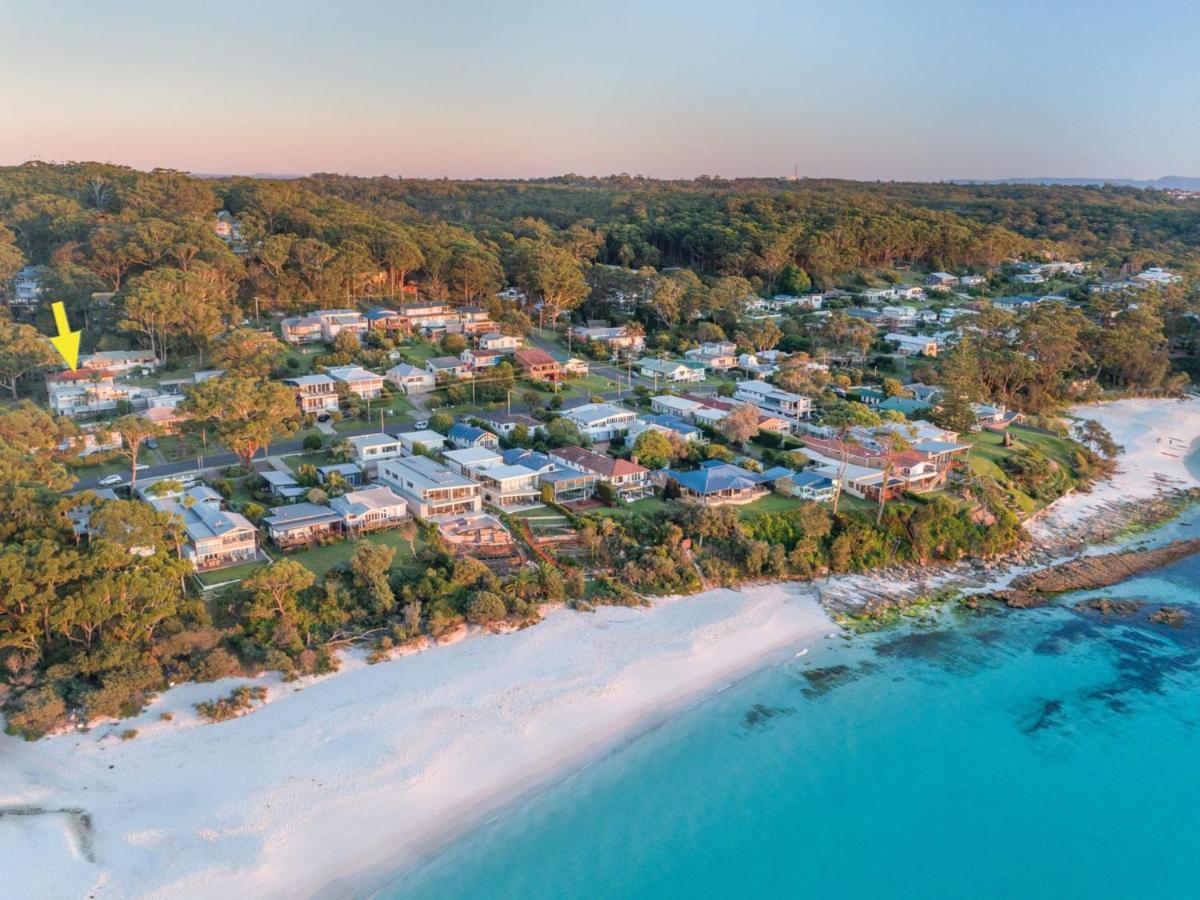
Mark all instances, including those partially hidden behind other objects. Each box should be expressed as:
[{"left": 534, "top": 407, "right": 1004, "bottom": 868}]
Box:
[{"left": 630, "top": 455, "right": 639, "bottom": 465}]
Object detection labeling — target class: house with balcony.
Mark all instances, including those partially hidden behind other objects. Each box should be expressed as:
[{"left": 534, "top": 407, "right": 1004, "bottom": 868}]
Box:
[
  {"left": 479, "top": 331, "right": 522, "bottom": 352},
  {"left": 538, "top": 467, "right": 597, "bottom": 503},
  {"left": 385, "top": 363, "right": 436, "bottom": 394},
  {"left": 732, "top": 381, "right": 812, "bottom": 424},
  {"left": 925, "top": 272, "right": 959, "bottom": 290},
  {"left": 458, "top": 305, "right": 495, "bottom": 334},
  {"left": 667, "top": 460, "right": 792, "bottom": 507},
  {"left": 346, "top": 432, "right": 405, "bottom": 474},
  {"left": 365, "top": 308, "right": 406, "bottom": 332},
  {"left": 684, "top": 342, "right": 738, "bottom": 370},
  {"left": 560, "top": 402, "right": 636, "bottom": 442},
  {"left": 461, "top": 347, "right": 503, "bottom": 369},
  {"left": 549, "top": 446, "right": 651, "bottom": 500},
  {"left": 264, "top": 502, "right": 344, "bottom": 549},
  {"left": 426, "top": 356, "right": 472, "bottom": 380},
  {"left": 331, "top": 485, "right": 408, "bottom": 533},
  {"left": 325, "top": 365, "right": 384, "bottom": 399},
  {"left": 513, "top": 348, "right": 562, "bottom": 382},
  {"left": 46, "top": 372, "right": 135, "bottom": 418},
  {"left": 284, "top": 374, "right": 339, "bottom": 415},
  {"left": 786, "top": 470, "right": 839, "bottom": 502},
  {"left": 377, "top": 454, "right": 483, "bottom": 519},
  {"left": 443, "top": 450, "right": 541, "bottom": 508},
  {"left": 314, "top": 309, "right": 368, "bottom": 342},
  {"left": 562, "top": 357, "right": 589, "bottom": 377},
  {"left": 635, "top": 357, "right": 706, "bottom": 383},
  {"left": 281, "top": 315, "right": 324, "bottom": 345},
  {"left": 150, "top": 485, "right": 258, "bottom": 570},
  {"left": 447, "top": 423, "right": 500, "bottom": 450}
]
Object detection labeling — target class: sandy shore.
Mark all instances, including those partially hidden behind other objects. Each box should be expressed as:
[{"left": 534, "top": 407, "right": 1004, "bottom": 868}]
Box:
[{"left": 2, "top": 397, "right": 1198, "bottom": 899}]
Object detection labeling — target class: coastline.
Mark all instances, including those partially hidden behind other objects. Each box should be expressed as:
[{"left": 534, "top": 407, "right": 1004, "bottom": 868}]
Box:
[{"left": 2, "top": 397, "right": 1198, "bottom": 900}]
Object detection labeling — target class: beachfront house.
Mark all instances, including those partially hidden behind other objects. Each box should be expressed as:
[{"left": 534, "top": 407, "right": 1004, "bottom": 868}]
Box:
[
  {"left": 330, "top": 485, "right": 408, "bottom": 533},
  {"left": 264, "top": 503, "right": 344, "bottom": 549},
  {"left": 149, "top": 485, "right": 259, "bottom": 570},
  {"left": 549, "top": 446, "right": 651, "bottom": 500},
  {"left": 377, "top": 454, "right": 483, "bottom": 519}
]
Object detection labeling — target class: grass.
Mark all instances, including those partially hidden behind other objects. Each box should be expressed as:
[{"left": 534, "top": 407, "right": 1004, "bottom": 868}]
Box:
[
  {"left": 285, "top": 529, "right": 426, "bottom": 579},
  {"left": 960, "top": 425, "right": 1082, "bottom": 513},
  {"left": 591, "top": 496, "right": 669, "bottom": 518},
  {"left": 280, "top": 450, "right": 332, "bottom": 475},
  {"left": 195, "top": 558, "right": 269, "bottom": 588},
  {"left": 71, "top": 456, "right": 128, "bottom": 479}
]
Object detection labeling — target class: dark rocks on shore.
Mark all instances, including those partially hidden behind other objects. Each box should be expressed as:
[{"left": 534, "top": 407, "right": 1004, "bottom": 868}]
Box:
[
  {"left": 1148, "top": 606, "right": 1187, "bottom": 628},
  {"left": 1073, "top": 597, "right": 1144, "bottom": 617},
  {"left": 1012, "top": 539, "right": 1200, "bottom": 595}
]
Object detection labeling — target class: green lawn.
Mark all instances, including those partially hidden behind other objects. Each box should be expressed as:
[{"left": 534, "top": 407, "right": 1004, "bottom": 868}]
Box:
[
  {"left": 285, "top": 529, "right": 426, "bottom": 579},
  {"left": 592, "top": 496, "right": 670, "bottom": 518},
  {"left": 960, "top": 425, "right": 1081, "bottom": 513},
  {"left": 281, "top": 450, "right": 332, "bottom": 475},
  {"left": 194, "top": 559, "right": 269, "bottom": 588},
  {"left": 71, "top": 456, "right": 128, "bottom": 479}
]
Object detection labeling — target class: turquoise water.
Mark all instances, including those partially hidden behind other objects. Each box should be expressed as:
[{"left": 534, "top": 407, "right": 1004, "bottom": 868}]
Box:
[{"left": 388, "top": 521, "right": 1200, "bottom": 899}]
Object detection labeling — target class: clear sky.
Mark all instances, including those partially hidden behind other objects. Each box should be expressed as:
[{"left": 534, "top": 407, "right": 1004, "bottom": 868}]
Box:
[{"left": 1, "top": 0, "right": 1195, "bottom": 181}]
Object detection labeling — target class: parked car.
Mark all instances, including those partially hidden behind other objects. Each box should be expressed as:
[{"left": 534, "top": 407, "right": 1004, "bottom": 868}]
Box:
[
  {"left": 145, "top": 438, "right": 158, "bottom": 450},
  {"left": 316, "top": 413, "right": 332, "bottom": 423},
  {"left": 414, "top": 419, "right": 429, "bottom": 429},
  {"left": 98, "top": 473, "right": 123, "bottom": 486}
]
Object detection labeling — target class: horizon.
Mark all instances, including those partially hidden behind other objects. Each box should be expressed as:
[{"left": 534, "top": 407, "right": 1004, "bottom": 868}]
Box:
[
  {"left": 3, "top": 0, "right": 1198, "bottom": 181},
  {"left": 3, "top": 159, "right": 1197, "bottom": 187}
]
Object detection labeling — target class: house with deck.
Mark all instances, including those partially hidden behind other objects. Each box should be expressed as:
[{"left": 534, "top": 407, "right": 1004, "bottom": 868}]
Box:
[
  {"left": 377, "top": 454, "right": 483, "bottom": 519},
  {"left": 346, "top": 433, "right": 405, "bottom": 474},
  {"left": 284, "top": 374, "right": 339, "bottom": 415},
  {"left": 513, "top": 348, "right": 562, "bottom": 382},
  {"left": 385, "top": 363, "right": 436, "bottom": 394},
  {"left": 325, "top": 365, "right": 384, "bottom": 399},
  {"left": 560, "top": 403, "right": 636, "bottom": 442},
  {"left": 264, "top": 502, "right": 343, "bottom": 549},
  {"left": 549, "top": 446, "right": 651, "bottom": 500},
  {"left": 150, "top": 485, "right": 259, "bottom": 570},
  {"left": 331, "top": 485, "right": 408, "bottom": 533}
]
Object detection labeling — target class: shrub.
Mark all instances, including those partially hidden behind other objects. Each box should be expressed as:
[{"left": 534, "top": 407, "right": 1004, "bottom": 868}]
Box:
[
  {"left": 3, "top": 685, "right": 67, "bottom": 740},
  {"left": 120, "top": 729, "right": 139, "bottom": 741},
  {"left": 303, "top": 433, "right": 324, "bottom": 450},
  {"left": 195, "top": 685, "right": 268, "bottom": 722}
]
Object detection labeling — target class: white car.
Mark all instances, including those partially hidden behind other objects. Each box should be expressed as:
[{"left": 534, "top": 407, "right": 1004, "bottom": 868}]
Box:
[{"left": 98, "top": 473, "right": 123, "bottom": 487}]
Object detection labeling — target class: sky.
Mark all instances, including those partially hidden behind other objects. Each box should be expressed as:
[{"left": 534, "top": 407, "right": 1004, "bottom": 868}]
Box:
[{"left": 2, "top": 0, "right": 1197, "bottom": 181}]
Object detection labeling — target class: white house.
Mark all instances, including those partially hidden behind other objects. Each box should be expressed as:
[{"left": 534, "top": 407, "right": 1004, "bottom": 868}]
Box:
[
  {"left": 346, "top": 433, "right": 405, "bottom": 474},
  {"left": 636, "top": 357, "right": 705, "bottom": 383},
  {"left": 330, "top": 485, "right": 408, "bottom": 533},
  {"left": 385, "top": 363, "right": 436, "bottom": 394},
  {"left": 478, "top": 331, "right": 522, "bottom": 352},
  {"left": 732, "top": 381, "right": 812, "bottom": 422},
  {"left": 377, "top": 454, "right": 482, "bottom": 520},
  {"left": 395, "top": 429, "right": 448, "bottom": 455},
  {"left": 325, "top": 365, "right": 384, "bottom": 399},
  {"left": 560, "top": 403, "right": 637, "bottom": 441},
  {"left": 885, "top": 333, "right": 939, "bottom": 357}
]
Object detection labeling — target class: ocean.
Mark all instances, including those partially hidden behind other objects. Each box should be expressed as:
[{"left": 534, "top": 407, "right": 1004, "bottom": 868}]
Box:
[{"left": 387, "top": 512, "right": 1200, "bottom": 899}]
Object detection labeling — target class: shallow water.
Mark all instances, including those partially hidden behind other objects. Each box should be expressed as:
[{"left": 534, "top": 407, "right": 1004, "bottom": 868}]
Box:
[{"left": 386, "top": 529, "right": 1200, "bottom": 899}]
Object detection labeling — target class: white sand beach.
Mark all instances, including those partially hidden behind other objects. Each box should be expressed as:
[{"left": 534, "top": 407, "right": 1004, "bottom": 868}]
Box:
[{"left": 2, "top": 397, "right": 1198, "bottom": 899}]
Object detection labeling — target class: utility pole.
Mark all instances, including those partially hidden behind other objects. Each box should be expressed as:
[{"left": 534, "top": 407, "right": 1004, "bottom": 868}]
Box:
[{"left": 254, "top": 295, "right": 261, "bottom": 324}]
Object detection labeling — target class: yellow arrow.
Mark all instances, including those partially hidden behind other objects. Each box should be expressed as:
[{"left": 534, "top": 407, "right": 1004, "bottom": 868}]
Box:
[{"left": 49, "top": 301, "right": 81, "bottom": 371}]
